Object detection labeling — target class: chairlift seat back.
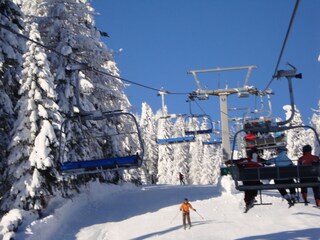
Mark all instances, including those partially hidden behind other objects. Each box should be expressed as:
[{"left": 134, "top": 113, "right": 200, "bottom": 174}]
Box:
[
  {"left": 60, "top": 154, "right": 140, "bottom": 172},
  {"left": 156, "top": 136, "right": 195, "bottom": 144},
  {"left": 233, "top": 165, "right": 320, "bottom": 182},
  {"left": 58, "top": 111, "right": 144, "bottom": 175}
]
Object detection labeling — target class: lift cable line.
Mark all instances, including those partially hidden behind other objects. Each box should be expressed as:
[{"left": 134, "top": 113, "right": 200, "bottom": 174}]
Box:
[
  {"left": 0, "top": 21, "right": 189, "bottom": 96},
  {"left": 263, "top": 0, "right": 300, "bottom": 92}
]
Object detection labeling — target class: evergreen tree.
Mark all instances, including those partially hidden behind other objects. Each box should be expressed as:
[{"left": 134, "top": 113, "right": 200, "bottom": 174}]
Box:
[
  {"left": 156, "top": 107, "right": 173, "bottom": 184},
  {"left": 2, "top": 22, "right": 59, "bottom": 212},
  {"left": 0, "top": 0, "right": 25, "bottom": 194},
  {"left": 212, "top": 144, "right": 223, "bottom": 183},
  {"left": 200, "top": 144, "right": 218, "bottom": 184},
  {"left": 311, "top": 100, "right": 320, "bottom": 155},
  {"left": 283, "top": 105, "right": 307, "bottom": 160},
  {"left": 187, "top": 117, "right": 203, "bottom": 184},
  {"left": 27, "top": 0, "right": 137, "bottom": 184},
  {"left": 139, "top": 102, "right": 158, "bottom": 184},
  {"left": 171, "top": 116, "right": 189, "bottom": 184}
]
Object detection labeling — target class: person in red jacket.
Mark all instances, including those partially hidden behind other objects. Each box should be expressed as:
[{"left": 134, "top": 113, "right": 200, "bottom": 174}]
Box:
[
  {"left": 179, "top": 198, "right": 196, "bottom": 229},
  {"left": 298, "top": 144, "right": 320, "bottom": 206}
]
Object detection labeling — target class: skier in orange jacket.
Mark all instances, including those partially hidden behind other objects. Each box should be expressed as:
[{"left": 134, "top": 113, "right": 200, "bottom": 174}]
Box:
[{"left": 180, "top": 198, "right": 196, "bottom": 229}]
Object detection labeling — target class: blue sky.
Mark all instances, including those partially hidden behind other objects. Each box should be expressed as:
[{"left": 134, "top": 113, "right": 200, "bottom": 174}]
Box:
[{"left": 91, "top": 0, "right": 320, "bottom": 124}]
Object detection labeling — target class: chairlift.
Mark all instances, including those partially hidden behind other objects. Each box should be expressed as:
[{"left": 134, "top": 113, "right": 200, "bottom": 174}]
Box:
[
  {"left": 203, "top": 138, "right": 222, "bottom": 145},
  {"left": 58, "top": 66, "right": 144, "bottom": 175},
  {"left": 157, "top": 135, "right": 195, "bottom": 144},
  {"left": 243, "top": 117, "right": 286, "bottom": 150},
  {"left": 241, "top": 90, "right": 285, "bottom": 151},
  {"left": 156, "top": 114, "right": 196, "bottom": 145},
  {"left": 231, "top": 124, "right": 320, "bottom": 191},
  {"left": 184, "top": 114, "right": 213, "bottom": 135},
  {"left": 203, "top": 121, "right": 222, "bottom": 145},
  {"left": 156, "top": 113, "right": 214, "bottom": 144},
  {"left": 228, "top": 67, "right": 320, "bottom": 191},
  {"left": 59, "top": 111, "right": 144, "bottom": 175}
]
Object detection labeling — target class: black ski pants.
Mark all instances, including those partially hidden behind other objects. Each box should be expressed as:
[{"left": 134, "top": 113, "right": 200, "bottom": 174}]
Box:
[
  {"left": 300, "top": 177, "right": 320, "bottom": 200},
  {"left": 274, "top": 179, "right": 296, "bottom": 196}
]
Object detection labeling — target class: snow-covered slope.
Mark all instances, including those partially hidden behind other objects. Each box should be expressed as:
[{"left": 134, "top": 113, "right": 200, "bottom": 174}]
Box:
[{"left": 11, "top": 177, "right": 320, "bottom": 240}]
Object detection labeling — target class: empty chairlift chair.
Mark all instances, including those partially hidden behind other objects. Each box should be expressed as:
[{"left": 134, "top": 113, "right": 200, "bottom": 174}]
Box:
[
  {"left": 156, "top": 114, "right": 196, "bottom": 145},
  {"left": 184, "top": 114, "right": 213, "bottom": 135},
  {"left": 59, "top": 111, "right": 144, "bottom": 175}
]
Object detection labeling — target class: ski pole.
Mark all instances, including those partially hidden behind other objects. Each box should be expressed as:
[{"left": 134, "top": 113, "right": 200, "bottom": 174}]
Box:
[
  {"left": 170, "top": 210, "right": 180, "bottom": 224},
  {"left": 195, "top": 210, "right": 204, "bottom": 220}
]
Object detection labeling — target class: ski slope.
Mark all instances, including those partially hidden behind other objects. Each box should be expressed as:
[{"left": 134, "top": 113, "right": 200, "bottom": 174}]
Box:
[{"left": 14, "top": 177, "right": 320, "bottom": 240}]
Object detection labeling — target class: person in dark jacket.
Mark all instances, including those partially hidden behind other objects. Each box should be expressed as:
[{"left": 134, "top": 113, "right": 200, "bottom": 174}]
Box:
[
  {"left": 298, "top": 144, "right": 320, "bottom": 206},
  {"left": 179, "top": 172, "right": 185, "bottom": 185}
]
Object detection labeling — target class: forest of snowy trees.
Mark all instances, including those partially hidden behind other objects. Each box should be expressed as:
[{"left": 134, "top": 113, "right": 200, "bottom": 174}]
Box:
[{"left": 0, "top": 0, "right": 320, "bottom": 239}]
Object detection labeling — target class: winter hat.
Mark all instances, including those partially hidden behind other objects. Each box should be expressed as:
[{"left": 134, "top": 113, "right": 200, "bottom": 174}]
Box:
[{"left": 302, "top": 144, "right": 312, "bottom": 153}]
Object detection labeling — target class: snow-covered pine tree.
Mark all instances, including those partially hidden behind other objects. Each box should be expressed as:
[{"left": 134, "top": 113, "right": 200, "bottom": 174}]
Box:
[
  {"left": 139, "top": 102, "right": 158, "bottom": 184},
  {"left": 156, "top": 107, "right": 174, "bottom": 184},
  {"left": 2, "top": 21, "right": 60, "bottom": 212},
  {"left": 0, "top": 0, "right": 25, "bottom": 195},
  {"left": 172, "top": 116, "right": 189, "bottom": 184},
  {"left": 37, "top": 0, "right": 130, "bottom": 113},
  {"left": 200, "top": 143, "right": 219, "bottom": 184},
  {"left": 187, "top": 116, "right": 203, "bottom": 184},
  {"left": 200, "top": 116, "right": 219, "bottom": 184},
  {"left": 283, "top": 105, "right": 307, "bottom": 160},
  {"left": 212, "top": 143, "right": 223, "bottom": 183},
  {"left": 311, "top": 100, "right": 320, "bottom": 155},
  {"left": 26, "top": 0, "right": 138, "bottom": 184}
]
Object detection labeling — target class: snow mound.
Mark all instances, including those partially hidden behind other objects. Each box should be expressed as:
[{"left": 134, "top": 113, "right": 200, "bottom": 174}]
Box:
[{"left": 0, "top": 208, "right": 38, "bottom": 240}]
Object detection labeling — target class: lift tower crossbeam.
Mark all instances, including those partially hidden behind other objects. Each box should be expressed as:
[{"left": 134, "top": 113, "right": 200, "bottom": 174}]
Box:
[{"left": 187, "top": 65, "right": 257, "bottom": 162}]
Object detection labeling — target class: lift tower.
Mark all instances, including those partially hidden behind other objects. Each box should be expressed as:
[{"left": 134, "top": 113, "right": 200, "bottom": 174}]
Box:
[{"left": 188, "top": 65, "right": 257, "bottom": 162}]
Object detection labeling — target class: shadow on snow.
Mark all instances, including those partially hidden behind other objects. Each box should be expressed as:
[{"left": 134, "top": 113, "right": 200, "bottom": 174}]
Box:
[
  {"left": 130, "top": 220, "right": 213, "bottom": 240},
  {"left": 236, "top": 228, "right": 320, "bottom": 240}
]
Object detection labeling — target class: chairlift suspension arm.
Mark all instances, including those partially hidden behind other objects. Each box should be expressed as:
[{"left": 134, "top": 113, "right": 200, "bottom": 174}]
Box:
[
  {"left": 266, "top": 94, "right": 272, "bottom": 118},
  {"left": 273, "top": 66, "right": 302, "bottom": 126},
  {"left": 67, "top": 64, "right": 91, "bottom": 116}
]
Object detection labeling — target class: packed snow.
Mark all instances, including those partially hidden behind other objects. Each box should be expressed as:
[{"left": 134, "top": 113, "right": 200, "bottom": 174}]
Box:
[{"left": 3, "top": 177, "right": 320, "bottom": 240}]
